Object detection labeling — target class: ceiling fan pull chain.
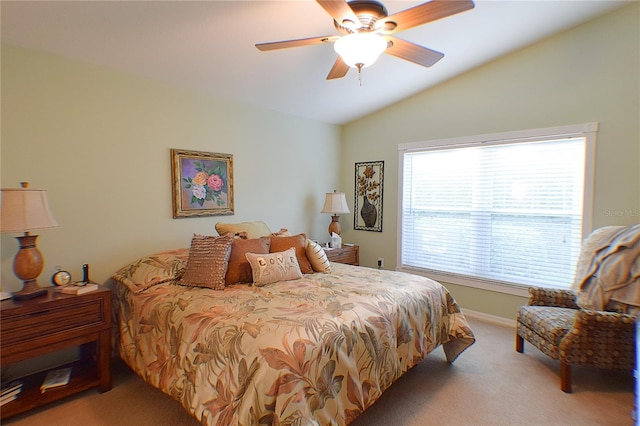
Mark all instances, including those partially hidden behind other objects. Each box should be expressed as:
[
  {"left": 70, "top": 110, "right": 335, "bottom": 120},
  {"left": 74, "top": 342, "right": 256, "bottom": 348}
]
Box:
[{"left": 356, "top": 63, "right": 363, "bottom": 86}]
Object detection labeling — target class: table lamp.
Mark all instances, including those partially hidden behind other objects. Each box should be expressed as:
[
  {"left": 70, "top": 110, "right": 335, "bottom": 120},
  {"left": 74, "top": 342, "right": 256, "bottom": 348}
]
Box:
[
  {"left": 1, "top": 182, "right": 59, "bottom": 300},
  {"left": 321, "top": 190, "right": 350, "bottom": 236}
]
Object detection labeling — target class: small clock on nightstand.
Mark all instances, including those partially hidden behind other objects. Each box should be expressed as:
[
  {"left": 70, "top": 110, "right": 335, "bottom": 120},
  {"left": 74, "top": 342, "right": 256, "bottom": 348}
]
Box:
[{"left": 52, "top": 267, "right": 72, "bottom": 286}]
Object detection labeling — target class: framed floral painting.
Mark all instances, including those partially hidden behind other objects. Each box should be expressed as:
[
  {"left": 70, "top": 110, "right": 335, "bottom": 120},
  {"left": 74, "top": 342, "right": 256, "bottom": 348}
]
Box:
[
  {"left": 354, "top": 161, "right": 383, "bottom": 232},
  {"left": 171, "top": 149, "right": 234, "bottom": 218}
]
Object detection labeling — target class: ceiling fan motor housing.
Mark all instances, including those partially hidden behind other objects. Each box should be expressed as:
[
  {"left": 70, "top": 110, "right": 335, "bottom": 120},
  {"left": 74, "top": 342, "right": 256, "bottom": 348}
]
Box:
[{"left": 334, "top": 0, "right": 389, "bottom": 33}]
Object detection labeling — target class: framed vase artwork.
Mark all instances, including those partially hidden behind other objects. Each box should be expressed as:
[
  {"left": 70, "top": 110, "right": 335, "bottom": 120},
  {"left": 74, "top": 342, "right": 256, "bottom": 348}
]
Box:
[
  {"left": 171, "top": 149, "right": 234, "bottom": 218},
  {"left": 354, "top": 161, "right": 383, "bottom": 232}
]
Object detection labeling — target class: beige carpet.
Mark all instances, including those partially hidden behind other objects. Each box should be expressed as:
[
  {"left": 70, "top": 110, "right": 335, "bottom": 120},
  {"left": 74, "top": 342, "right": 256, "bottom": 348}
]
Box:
[{"left": 4, "top": 317, "right": 635, "bottom": 426}]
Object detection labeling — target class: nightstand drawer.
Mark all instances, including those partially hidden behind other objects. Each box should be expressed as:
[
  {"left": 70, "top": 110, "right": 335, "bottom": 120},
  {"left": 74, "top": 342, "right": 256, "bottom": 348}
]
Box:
[
  {"left": 1, "top": 297, "right": 106, "bottom": 347},
  {"left": 325, "top": 245, "right": 359, "bottom": 266}
]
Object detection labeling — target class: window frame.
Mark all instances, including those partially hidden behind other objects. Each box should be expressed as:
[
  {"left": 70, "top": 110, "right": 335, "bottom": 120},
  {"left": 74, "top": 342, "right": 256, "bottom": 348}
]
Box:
[{"left": 396, "top": 123, "right": 597, "bottom": 297}]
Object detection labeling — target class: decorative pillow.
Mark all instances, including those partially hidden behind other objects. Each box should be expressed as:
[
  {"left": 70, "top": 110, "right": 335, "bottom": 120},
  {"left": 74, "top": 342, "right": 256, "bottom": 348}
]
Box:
[
  {"left": 226, "top": 237, "right": 271, "bottom": 285},
  {"left": 306, "top": 239, "right": 332, "bottom": 273},
  {"left": 112, "top": 248, "right": 189, "bottom": 294},
  {"left": 271, "top": 228, "right": 291, "bottom": 237},
  {"left": 245, "top": 248, "right": 302, "bottom": 287},
  {"left": 177, "top": 234, "right": 234, "bottom": 290},
  {"left": 215, "top": 221, "right": 272, "bottom": 239},
  {"left": 270, "top": 233, "right": 314, "bottom": 274}
]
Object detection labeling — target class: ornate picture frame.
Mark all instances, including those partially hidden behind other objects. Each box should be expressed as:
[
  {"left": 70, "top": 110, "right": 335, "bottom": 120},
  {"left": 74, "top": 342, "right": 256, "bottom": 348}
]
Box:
[
  {"left": 171, "top": 149, "right": 234, "bottom": 218},
  {"left": 354, "top": 161, "right": 383, "bottom": 232}
]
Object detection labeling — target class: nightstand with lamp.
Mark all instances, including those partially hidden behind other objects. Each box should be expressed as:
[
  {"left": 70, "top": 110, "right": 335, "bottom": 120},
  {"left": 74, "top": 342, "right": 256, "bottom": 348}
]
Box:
[
  {"left": 0, "top": 182, "right": 112, "bottom": 420},
  {"left": 320, "top": 190, "right": 359, "bottom": 266}
]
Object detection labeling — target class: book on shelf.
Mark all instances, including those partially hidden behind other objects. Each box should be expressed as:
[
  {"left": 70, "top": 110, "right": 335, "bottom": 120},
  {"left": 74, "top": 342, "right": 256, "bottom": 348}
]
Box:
[
  {"left": 54, "top": 283, "right": 99, "bottom": 295},
  {"left": 1, "top": 380, "right": 23, "bottom": 396},
  {"left": 1, "top": 392, "right": 19, "bottom": 406},
  {"left": 40, "top": 367, "right": 72, "bottom": 393},
  {"left": 1, "top": 380, "right": 23, "bottom": 405}
]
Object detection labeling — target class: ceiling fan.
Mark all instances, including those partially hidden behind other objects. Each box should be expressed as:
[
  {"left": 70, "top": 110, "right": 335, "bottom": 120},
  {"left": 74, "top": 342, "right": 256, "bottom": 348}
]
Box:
[{"left": 256, "top": 0, "right": 475, "bottom": 81}]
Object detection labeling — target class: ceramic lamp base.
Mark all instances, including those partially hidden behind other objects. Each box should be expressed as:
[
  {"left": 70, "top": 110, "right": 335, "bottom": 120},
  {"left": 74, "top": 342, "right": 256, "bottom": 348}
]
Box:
[
  {"left": 328, "top": 215, "right": 342, "bottom": 236},
  {"left": 11, "top": 234, "right": 48, "bottom": 300}
]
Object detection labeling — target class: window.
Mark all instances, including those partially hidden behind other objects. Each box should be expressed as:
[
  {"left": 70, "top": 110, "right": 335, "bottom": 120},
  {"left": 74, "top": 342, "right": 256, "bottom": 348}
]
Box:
[{"left": 398, "top": 123, "right": 596, "bottom": 295}]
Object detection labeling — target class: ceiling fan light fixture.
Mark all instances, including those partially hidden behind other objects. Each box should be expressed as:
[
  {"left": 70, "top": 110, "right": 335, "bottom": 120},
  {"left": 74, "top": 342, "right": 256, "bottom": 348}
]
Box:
[{"left": 334, "top": 32, "right": 387, "bottom": 68}]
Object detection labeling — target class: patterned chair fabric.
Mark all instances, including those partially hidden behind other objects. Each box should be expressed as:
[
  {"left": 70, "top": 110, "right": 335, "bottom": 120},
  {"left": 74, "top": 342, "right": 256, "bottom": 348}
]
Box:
[
  {"left": 517, "top": 306, "right": 577, "bottom": 360},
  {"left": 516, "top": 286, "right": 635, "bottom": 392}
]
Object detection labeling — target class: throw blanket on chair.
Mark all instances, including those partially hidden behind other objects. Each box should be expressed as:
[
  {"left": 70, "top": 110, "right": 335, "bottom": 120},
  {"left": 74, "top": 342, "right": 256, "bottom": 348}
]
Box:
[{"left": 574, "top": 224, "right": 640, "bottom": 316}]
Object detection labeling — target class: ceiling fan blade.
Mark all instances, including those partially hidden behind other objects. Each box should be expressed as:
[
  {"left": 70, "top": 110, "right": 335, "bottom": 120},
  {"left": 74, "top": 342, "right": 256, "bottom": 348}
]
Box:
[
  {"left": 380, "top": 0, "right": 474, "bottom": 33},
  {"left": 327, "top": 56, "right": 350, "bottom": 80},
  {"left": 385, "top": 37, "right": 444, "bottom": 67},
  {"left": 256, "top": 36, "right": 337, "bottom": 51},
  {"left": 316, "top": 0, "right": 360, "bottom": 28}
]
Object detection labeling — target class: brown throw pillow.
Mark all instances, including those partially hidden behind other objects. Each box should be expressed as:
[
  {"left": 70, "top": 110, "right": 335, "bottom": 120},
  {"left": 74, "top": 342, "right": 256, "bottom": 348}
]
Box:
[
  {"left": 245, "top": 247, "right": 303, "bottom": 287},
  {"left": 226, "top": 237, "right": 271, "bottom": 285},
  {"left": 178, "top": 234, "right": 233, "bottom": 290},
  {"left": 270, "top": 233, "right": 313, "bottom": 274}
]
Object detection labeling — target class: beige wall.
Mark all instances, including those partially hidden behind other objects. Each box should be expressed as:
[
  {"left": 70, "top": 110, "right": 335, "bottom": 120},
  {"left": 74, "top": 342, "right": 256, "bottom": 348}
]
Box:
[
  {"left": 340, "top": 3, "right": 640, "bottom": 319},
  {"left": 2, "top": 4, "right": 638, "bottom": 322},
  {"left": 1, "top": 45, "right": 342, "bottom": 291}
]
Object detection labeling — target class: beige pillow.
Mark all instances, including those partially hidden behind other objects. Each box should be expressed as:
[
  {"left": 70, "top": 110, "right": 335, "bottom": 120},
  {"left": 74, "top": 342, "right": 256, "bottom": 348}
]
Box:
[
  {"left": 112, "top": 248, "right": 189, "bottom": 294},
  {"left": 178, "top": 234, "right": 234, "bottom": 290},
  {"left": 306, "top": 239, "right": 332, "bottom": 273},
  {"left": 271, "top": 228, "right": 291, "bottom": 237},
  {"left": 225, "top": 237, "right": 271, "bottom": 285},
  {"left": 245, "top": 247, "right": 302, "bottom": 286},
  {"left": 270, "top": 233, "right": 314, "bottom": 274},
  {"left": 215, "top": 221, "right": 272, "bottom": 239}
]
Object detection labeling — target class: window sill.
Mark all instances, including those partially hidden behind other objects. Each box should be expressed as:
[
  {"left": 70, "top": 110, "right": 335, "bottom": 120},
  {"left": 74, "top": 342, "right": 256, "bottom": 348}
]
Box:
[{"left": 397, "top": 266, "right": 530, "bottom": 297}]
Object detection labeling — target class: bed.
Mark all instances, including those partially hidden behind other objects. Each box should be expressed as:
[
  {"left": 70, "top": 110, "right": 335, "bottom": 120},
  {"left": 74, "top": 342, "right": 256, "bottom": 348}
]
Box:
[{"left": 112, "top": 232, "right": 475, "bottom": 425}]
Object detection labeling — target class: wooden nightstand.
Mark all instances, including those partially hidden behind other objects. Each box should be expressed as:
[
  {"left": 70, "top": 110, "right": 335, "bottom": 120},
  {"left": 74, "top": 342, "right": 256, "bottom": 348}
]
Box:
[
  {"left": 324, "top": 245, "right": 359, "bottom": 266},
  {"left": 0, "top": 287, "right": 112, "bottom": 419}
]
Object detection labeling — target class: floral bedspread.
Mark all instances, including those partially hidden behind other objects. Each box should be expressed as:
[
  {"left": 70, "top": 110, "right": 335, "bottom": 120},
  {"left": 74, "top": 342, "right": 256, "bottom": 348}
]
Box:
[{"left": 113, "top": 263, "right": 475, "bottom": 425}]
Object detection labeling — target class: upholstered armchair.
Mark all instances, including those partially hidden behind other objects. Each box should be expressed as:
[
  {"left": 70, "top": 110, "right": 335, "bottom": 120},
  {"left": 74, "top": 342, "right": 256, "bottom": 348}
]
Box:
[
  {"left": 516, "top": 224, "right": 639, "bottom": 392},
  {"left": 516, "top": 287, "right": 635, "bottom": 392}
]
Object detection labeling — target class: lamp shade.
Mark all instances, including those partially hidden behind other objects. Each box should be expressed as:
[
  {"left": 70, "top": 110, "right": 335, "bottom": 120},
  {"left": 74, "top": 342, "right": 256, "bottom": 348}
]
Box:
[
  {"left": 321, "top": 191, "right": 351, "bottom": 215},
  {"left": 1, "top": 186, "right": 59, "bottom": 233},
  {"left": 334, "top": 33, "right": 387, "bottom": 68}
]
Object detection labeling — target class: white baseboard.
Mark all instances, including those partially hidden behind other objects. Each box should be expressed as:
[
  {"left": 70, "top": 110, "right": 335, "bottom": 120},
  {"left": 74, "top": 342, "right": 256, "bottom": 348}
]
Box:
[{"left": 462, "top": 308, "right": 516, "bottom": 328}]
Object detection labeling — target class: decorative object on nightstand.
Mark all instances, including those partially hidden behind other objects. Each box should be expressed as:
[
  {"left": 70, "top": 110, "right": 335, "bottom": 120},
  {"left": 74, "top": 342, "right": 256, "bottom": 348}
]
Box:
[
  {"left": 54, "top": 282, "right": 99, "bottom": 295},
  {"left": 321, "top": 190, "right": 350, "bottom": 236},
  {"left": 52, "top": 266, "right": 72, "bottom": 286},
  {"left": 0, "top": 182, "right": 59, "bottom": 300}
]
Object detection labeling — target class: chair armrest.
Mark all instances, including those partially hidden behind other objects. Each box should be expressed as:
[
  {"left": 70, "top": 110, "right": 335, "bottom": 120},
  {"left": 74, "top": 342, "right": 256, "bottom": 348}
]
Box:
[
  {"left": 527, "top": 287, "right": 580, "bottom": 309},
  {"left": 575, "top": 309, "right": 636, "bottom": 326},
  {"left": 560, "top": 310, "right": 636, "bottom": 369}
]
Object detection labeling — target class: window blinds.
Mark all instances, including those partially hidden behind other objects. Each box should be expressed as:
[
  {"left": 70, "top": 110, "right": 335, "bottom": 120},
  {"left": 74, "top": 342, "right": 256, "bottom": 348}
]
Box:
[{"left": 400, "top": 136, "right": 587, "bottom": 289}]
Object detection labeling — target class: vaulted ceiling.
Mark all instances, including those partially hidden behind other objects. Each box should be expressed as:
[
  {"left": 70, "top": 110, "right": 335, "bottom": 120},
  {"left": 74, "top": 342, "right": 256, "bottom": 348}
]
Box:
[{"left": 1, "top": 1, "right": 630, "bottom": 125}]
